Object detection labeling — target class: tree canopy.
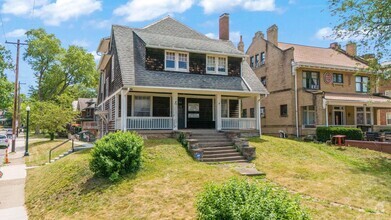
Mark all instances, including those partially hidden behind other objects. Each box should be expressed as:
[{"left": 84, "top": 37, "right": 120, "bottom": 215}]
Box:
[{"left": 0, "top": 45, "right": 14, "bottom": 110}]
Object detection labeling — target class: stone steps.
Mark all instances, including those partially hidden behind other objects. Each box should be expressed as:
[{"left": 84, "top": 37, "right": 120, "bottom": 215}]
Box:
[
  {"left": 203, "top": 152, "right": 242, "bottom": 158},
  {"left": 202, "top": 156, "right": 247, "bottom": 162},
  {"left": 198, "top": 141, "right": 234, "bottom": 148}
]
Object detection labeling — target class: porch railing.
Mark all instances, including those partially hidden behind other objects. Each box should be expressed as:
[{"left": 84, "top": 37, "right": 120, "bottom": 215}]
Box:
[
  {"left": 126, "top": 117, "right": 173, "bottom": 130},
  {"left": 222, "top": 118, "right": 257, "bottom": 130}
]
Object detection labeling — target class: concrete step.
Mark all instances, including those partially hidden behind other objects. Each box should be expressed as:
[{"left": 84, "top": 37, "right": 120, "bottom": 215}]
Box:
[
  {"left": 202, "top": 146, "right": 236, "bottom": 151},
  {"left": 203, "top": 149, "right": 238, "bottom": 154},
  {"left": 190, "top": 137, "right": 229, "bottom": 142},
  {"left": 191, "top": 133, "right": 226, "bottom": 137},
  {"left": 203, "top": 152, "right": 242, "bottom": 158},
  {"left": 198, "top": 142, "right": 233, "bottom": 147},
  {"left": 202, "top": 156, "right": 246, "bottom": 162}
]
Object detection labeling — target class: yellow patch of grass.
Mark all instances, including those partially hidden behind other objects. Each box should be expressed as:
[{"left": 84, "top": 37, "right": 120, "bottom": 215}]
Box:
[
  {"left": 251, "top": 136, "right": 391, "bottom": 219},
  {"left": 25, "top": 139, "right": 238, "bottom": 219},
  {"left": 25, "top": 140, "right": 74, "bottom": 166}
]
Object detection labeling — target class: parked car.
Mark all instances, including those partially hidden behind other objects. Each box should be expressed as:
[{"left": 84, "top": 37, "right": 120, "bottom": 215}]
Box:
[
  {"left": 0, "top": 134, "right": 9, "bottom": 148},
  {"left": 6, "top": 129, "right": 12, "bottom": 139}
]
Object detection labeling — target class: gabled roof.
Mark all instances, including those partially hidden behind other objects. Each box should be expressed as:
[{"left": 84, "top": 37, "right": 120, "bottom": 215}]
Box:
[
  {"left": 109, "top": 16, "right": 267, "bottom": 94},
  {"left": 278, "top": 42, "right": 368, "bottom": 69}
]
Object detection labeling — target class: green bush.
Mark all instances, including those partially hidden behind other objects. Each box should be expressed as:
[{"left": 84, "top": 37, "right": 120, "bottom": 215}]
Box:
[
  {"left": 90, "top": 131, "right": 143, "bottom": 181},
  {"left": 316, "top": 126, "right": 363, "bottom": 142},
  {"left": 197, "top": 178, "right": 310, "bottom": 220}
]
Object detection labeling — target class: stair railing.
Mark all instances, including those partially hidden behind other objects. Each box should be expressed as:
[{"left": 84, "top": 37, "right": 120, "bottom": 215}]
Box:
[{"left": 48, "top": 138, "right": 74, "bottom": 163}]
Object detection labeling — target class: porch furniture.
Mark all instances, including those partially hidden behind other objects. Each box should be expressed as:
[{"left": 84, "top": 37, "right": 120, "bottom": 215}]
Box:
[
  {"left": 332, "top": 135, "right": 346, "bottom": 146},
  {"left": 364, "top": 132, "right": 380, "bottom": 141},
  {"left": 385, "top": 132, "right": 391, "bottom": 142}
]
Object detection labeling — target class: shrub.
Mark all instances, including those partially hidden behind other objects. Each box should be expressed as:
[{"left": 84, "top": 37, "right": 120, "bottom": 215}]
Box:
[
  {"left": 197, "top": 178, "right": 310, "bottom": 220},
  {"left": 90, "top": 131, "right": 143, "bottom": 181},
  {"left": 316, "top": 126, "right": 363, "bottom": 142},
  {"left": 177, "top": 132, "right": 188, "bottom": 148}
]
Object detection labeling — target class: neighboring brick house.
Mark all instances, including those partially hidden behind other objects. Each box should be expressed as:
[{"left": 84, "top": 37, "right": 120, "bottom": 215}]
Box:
[
  {"left": 73, "top": 98, "right": 98, "bottom": 135},
  {"left": 95, "top": 14, "right": 268, "bottom": 138},
  {"left": 243, "top": 25, "right": 391, "bottom": 136},
  {"left": 377, "top": 61, "right": 391, "bottom": 126}
]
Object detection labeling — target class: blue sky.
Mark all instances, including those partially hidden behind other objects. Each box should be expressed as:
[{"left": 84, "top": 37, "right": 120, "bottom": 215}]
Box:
[{"left": 0, "top": 0, "right": 346, "bottom": 95}]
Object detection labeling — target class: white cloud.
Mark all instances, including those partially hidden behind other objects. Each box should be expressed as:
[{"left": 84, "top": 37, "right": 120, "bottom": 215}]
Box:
[
  {"left": 72, "top": 39, "right": 89, "bottom": 47},
  {"left": 315, "top": 27, "right": 333, "bottom": 40},
  {"left": 1, "top": 0, "right": 102, "bottom": 26},
  {"left": 205, "top": 33, "right": 217, "bottom": 39},
  {"left": 114, "top": 0, "right": 194, "bottom": 22},
  {"left": 1, "top": 0, "right": 47, "bottom": 16},
  {"left": 5, "top": 29, "right": 27, "bottom": 38},
  {"left": 87, "top": 19, "right": 111, "bottom": 29},
  {"left": 199, "top": 0, "right": 276, "bottom": 14}
]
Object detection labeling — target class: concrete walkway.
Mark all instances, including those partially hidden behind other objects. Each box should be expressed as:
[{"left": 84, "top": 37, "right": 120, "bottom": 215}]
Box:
[{"left": 0, "top": 137, "right": 28, "bottom": 220}]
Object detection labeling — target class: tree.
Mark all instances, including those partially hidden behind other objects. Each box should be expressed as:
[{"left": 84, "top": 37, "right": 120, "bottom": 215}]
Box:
[
  {"left": 24, "top": 29, "right": 98, "bottom": 101},
  {"left": 329, "top": 0, "right": 390, "bottom": 59},
  {"left": 0, "top": 45, "right": 14, "bottom": 110}
]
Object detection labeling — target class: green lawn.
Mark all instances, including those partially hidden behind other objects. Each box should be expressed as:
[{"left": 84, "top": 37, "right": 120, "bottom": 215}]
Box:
[
  {"left": 251, "top": 136, "right": 391, "bottom": 219},
  {"left": 25, "top": 136, "right": 391, "bottom": 219},
  {"left": 25, "top": 140, "right": 74, "bottom": 166}
]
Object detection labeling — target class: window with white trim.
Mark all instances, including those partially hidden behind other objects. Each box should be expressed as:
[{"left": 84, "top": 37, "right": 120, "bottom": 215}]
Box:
[
  {"left": 355, "top": 76, "right": 368, "bottom": 93},
  {"left": 387, "top": 112, "right": 391, "bottom": 125},
  {"left": 206, "top": 55, "right": 227, "bottom": 75},
  {"left": 221, "top": 99, "right": 239, "bottom": 118},
  {"left": 165, "top": 51, "right": 189, "bottom": 71},
  {"left": 134, "top": 96, "right": 151, "bottom": 117},
  {"left": 303, "top": 106, "right": 315, "bottom": 126},
  {"left": 356, "top": 107, "right": 371, "bottom": 125}
]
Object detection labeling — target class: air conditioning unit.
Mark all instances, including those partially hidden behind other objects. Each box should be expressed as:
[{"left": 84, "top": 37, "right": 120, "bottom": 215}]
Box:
[{"left": 385, "top": 90, "right": 391, "bottom": 97}]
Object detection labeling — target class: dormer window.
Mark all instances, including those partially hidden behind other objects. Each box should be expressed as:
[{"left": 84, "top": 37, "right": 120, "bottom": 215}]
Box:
[
  {"left": 165, "top": 50, "right": 189, "bottom": 72},
  {"left": 207, "top": 55, "right": 227, "bottom": 75}
]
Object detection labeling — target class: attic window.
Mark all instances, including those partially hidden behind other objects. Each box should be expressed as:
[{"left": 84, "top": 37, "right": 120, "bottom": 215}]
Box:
[
  {"left": 165, "top": 50, "right": 189, "bottom": 72},
  {"left": 206, "top": 55, "right": 227, "bottom": 75}
]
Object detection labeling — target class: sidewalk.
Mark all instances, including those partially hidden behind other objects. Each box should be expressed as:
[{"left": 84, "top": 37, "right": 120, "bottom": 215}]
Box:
[{"left": 0, "top": 137, "right": 28, "bottom": 220}]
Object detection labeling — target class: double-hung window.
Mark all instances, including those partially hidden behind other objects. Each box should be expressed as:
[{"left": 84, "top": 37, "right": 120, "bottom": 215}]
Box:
[
  {"left": 387, "top": 112, "right": 391, "bottom": 125},
  {"left": 255, "top": 54, "right": 259, "bottom": 67},
  {"left": 356, "top": 107, "right": 372, "bottom": 125},
  {"left": 134, "top": 96, "right": 151, "bottom": 117},
  {"left": 165, "top": 51, "right": 189, "bottom": 71},
  {"left": 333, "top": 73, "right": 343, "bottom": 83},
  {"left": 260, "top": 52, "right": 265, "bottom": 65},
  {"left": 303, "top": 71, "right": 320, "bottom": 90},
  {"left": 355, "top": 76, "right": 368, "bottom": 93},
  {"left": 303, "top": 106, "right": 315, "bottom": 126},
  {"left": 207, "top": 55, "right": 227, "bottom": 75}
]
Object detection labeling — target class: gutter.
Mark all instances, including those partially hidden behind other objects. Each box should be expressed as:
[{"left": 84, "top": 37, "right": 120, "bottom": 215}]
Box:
[{"left": 295, "top": 61, "right": 368, "bottom": 73}]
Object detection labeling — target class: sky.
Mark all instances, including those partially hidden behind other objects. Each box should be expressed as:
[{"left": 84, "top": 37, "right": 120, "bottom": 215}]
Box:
[{"left": 0, "top": 0, "right": 351, "bottom": 95}]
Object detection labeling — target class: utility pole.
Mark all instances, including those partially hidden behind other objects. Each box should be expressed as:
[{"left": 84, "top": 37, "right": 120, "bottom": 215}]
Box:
[
  {"left": 17, "top": 81, "right": 26, "bottom": 137},
  {"left": 6, "top": 39, "right": 28, "bottom": 152}
]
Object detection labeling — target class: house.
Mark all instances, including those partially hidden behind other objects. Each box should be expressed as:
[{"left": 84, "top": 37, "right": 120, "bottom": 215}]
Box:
[
  {"left": 95, "top": 14, "right": 268, "bottom": 138},
  {"left": 243, "top": 24, "right": 391, "bottom": 136},
  {"left": 72, "top": 98, "right": 98, "bottom": 135},
  {"left": 377, "top": 61, "right": 391, "bottom": 127}
]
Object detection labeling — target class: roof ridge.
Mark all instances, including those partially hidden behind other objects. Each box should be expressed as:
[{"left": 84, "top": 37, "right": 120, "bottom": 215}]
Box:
[{"left": 279, "top": 42, "right": 331, "bottom": 50}]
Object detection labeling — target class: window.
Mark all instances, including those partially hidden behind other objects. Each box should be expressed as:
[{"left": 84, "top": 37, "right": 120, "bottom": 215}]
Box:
[
  {"left": 356, "top": 107, "right": 372, "bottom": 125},
  {"left": 250, "top": 56, "right": 254, "bottom": 67},
  {"left": 221, "top": 99, "right": 239, "bottom": 118},
  {"left": 387, "top": 112, "right": 391, "bottom": 125},
  {"left": 134, "top": 96, "right": 151, "bottom": 116},
  {"left": 165, "top": 51, "right": 189, "bottom": 71},
  {"left": 333, "top": 73, "right": 343, "bottom": 83},
  {"left": 111, "top": 55, "right": 115, "bottom": 82},
  {"left": 260, "top": 107, "right": 265, "bottom": 118},
  {"left": 280, "top": 104, "right": 288, "bottom": 117},
  {"left": 385, "top": 90, "right": 391, "bottom": 97},
  {"left": 303, "top": 71, "right": 320, "bottom": 90},
  {"left": 242, "top": 109, "right": 247, "bottom": 118},
  {"left": 260, "top": 52, "right": 265, "bottom": 65},
  {"left": 303, "top": 106, "right": 315, "bottom": 126},
  {"left": 250, "top": 108, "right": 255, "bottom": 118},
  {"left": 105, "top": 78, "right": 109, "bottom": 98},
  {"left": 261, "top": 76, "right": 267, "bottom": 87},
  {"left": 255, "top": 54, "right": 259, "bottom": 67},
  {"left": 153, "top": 97, "right": 170, "bottom": 117},
  {"left": 356, "top": 76, "right": 368, "bottom": 93},
  {"left": 207, "top": 55, "right": 227, "bottom": 75}
]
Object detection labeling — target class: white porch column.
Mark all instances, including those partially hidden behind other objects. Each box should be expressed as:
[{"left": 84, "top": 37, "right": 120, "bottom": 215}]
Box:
[
  {"left": 325, "top": 104, "right": 329, "bottom": 127},
  {"left": 216, "top": 94, "right": 222, "bottom": 130},
  {"left": 255, "top": 95, "right": 261, "bottom": 131},
  {"left": 121, "top": 89, "right": 127, "bottom": 131},
  {"left": 172, "top": 92, "right": 178, "bottom": 130}
]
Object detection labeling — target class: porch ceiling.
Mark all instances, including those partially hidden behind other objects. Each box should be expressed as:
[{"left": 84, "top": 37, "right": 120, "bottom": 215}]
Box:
[{"left": 324, "top": 92, "right": 391, "bottom": 108}]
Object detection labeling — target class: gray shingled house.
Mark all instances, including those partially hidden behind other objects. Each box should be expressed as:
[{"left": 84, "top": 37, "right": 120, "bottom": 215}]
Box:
[{"left": 95, "top": 14, "right": 268, "bottom": 138}]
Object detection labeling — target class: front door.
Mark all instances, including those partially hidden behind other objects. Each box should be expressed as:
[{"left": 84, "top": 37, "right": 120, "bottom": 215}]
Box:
[
  {"left": 334, "top": 111, "right": 343, "bottom": 125},
  {"left": 178, "top": 97, "right": 186, "bottom": 129},
  {"left": 187, "top": 98, "right": 214, "bottom": 129}
]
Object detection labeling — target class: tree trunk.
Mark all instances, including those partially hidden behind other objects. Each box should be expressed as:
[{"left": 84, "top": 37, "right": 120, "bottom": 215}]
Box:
[{"left": 49, "top": 132, "right": 55, "bottom": 140}]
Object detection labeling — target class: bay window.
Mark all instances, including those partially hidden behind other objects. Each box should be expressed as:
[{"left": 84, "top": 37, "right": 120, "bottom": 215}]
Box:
[{"left": 207, "top": 55, "right": 227, "bottom": 75}]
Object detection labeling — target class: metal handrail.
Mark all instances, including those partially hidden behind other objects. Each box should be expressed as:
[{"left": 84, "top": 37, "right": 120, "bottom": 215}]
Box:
[{"left": 48, "top": 139, "right": 74, "bottom": 163}]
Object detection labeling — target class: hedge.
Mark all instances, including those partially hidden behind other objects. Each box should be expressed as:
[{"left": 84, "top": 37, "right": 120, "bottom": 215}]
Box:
[{"left": 316, "top": 126, "right": 363, "bottom": 142}]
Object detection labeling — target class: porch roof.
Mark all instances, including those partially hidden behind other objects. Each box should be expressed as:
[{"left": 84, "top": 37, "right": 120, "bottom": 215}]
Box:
[{"left": 324, "top": 92, "right": 391, "bottom": 107}]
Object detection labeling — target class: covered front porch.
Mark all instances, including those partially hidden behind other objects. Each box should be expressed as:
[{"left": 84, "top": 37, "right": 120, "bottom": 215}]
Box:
[{"left": 112, "top": 88, "right": 262, "bottom": 132}]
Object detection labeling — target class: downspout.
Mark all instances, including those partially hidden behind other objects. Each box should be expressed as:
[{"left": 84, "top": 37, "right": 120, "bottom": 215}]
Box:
[
  {"left": 291, "top": 60, "right": 299, "bottom": 138},
  {"left": 259, "top": 94, "right": 268, "bottom": 138}
]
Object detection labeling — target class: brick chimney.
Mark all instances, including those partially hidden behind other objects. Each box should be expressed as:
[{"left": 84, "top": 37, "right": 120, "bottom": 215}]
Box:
[
  {"left": 253, "top": 31, "right": 264, "bottom": 41},
  {"left": 329, "top": 42, "right": 339, "bottom": 49},
  {"left": 237, "top": 35, "right": 244, "bottom": 52},
  {"left": 219, "top": 13, "right": 229, "bottom": 40},
  {"left": 346, "top": 42, "right": 357, "bottom": 56},
  {"left": 267, "top": 24, "right": 278, "bottom": 45}
]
